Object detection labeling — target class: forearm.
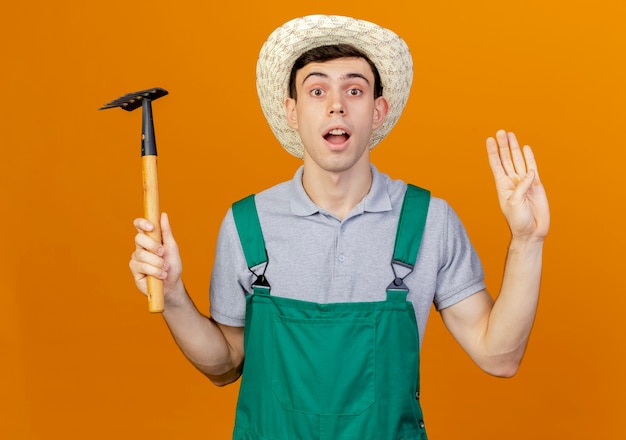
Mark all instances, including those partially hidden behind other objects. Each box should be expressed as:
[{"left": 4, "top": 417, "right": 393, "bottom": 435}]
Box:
[
  {"left": 483, "top": 238, "right": 544, "bottom": 373},
  {"left": 162, "top": 282, "right": 243, "bottom": 385}
]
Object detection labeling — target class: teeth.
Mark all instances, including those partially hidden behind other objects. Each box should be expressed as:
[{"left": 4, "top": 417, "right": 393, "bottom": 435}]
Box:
[{"left": 328, "top": 129, "right": 347, "bottom": 135}]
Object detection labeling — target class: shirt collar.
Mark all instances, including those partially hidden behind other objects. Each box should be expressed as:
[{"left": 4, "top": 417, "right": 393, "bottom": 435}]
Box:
[{"left": 290, "top": 164, "right": 392, "bottom": 217}]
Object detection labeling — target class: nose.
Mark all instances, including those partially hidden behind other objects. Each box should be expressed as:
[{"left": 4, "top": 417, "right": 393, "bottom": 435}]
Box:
[{"left": 328, "top": 92, "right": 345, "bottom": 115}]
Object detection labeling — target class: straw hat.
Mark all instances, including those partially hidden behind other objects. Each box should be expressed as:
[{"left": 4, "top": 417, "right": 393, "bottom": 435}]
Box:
[{"left": 256, "top": 15, "right": 413, "bottom": 158}]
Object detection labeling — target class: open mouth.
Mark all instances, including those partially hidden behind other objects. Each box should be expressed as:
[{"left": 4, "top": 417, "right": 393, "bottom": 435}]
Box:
[{"left": 324, "top": 128, "right": 350, "bottom": 145}]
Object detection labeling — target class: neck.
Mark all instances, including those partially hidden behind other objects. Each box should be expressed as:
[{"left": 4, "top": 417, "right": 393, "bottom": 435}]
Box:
[{"left": 301, "top": 160, "right": 373, "bottom": 220}]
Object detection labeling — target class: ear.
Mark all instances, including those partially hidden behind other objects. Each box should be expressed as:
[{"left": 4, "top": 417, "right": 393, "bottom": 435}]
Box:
[
  {"left": 372, "top": 96, "right": 389, "bottom": 130},
  {"left": 285, "top": 98, "right": 299, "bottom": 130}
]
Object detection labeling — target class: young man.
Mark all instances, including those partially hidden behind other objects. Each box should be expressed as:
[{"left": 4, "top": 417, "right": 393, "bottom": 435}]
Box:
[{"left": 129, "top": 15, "right": 549, "bottom": 439}]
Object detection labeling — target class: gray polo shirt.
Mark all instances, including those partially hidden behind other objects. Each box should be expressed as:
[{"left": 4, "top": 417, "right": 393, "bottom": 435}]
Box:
[{"left": 210, "top": 165, "right": 485, "bottom": 346}]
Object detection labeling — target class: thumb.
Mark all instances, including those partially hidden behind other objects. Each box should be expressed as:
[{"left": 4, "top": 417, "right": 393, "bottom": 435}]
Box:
[
  {"left": 160, "top": 212, "right": 177, "bottom": 247},
  {"left": 512, "top": 170, "right": 535, "bottom": 201}
]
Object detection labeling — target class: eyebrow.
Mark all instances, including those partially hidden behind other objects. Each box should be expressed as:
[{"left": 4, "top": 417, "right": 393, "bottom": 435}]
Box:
[{"left": 301, "top": 71, "right": 371, "bottom": 86}]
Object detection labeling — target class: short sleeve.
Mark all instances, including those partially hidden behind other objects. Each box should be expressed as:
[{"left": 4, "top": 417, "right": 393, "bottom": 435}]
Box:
[
  {"left": 433, "top": 204, "right": 485, "bottom": 310},
  {"left": 209, "top": 209, "right": 255, "bottom": 327}
]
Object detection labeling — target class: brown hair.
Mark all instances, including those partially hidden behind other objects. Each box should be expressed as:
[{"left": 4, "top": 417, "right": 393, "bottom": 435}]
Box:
[{"left": 288, "top": 44, "right": 384, "bottom": 100}]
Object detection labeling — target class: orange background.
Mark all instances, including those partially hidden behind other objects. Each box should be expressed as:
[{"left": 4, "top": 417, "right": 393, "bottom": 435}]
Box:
[{"left": 2, "top": 1, "right": 624, "bottom": 439}]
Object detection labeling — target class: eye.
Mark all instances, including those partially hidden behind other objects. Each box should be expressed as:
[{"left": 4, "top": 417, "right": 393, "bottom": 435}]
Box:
[
  {"left": 310, "top": 88, "right": 325, "bottom": 97},
  {"left": 347, "top": 88, "right": 363, "bottom": 96}
]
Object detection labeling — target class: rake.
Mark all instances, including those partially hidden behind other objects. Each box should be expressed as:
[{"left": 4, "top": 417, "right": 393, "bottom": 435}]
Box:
[{"left": 100, "top": 87, "right": 169, "bottom": 313}]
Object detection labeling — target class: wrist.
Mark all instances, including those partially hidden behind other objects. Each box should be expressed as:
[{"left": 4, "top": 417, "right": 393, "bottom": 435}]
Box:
[
  {"left": 508, "top": 236, "right": 545, "bottom": 254},
  {"left": 163, "top": 280, "right": 188, "bottom": 309}
]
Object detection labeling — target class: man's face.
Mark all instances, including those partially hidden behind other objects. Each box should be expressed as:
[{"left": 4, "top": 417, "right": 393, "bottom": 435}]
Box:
[{"left": 285, "top": 57, "right": 389, "bottom": 175}]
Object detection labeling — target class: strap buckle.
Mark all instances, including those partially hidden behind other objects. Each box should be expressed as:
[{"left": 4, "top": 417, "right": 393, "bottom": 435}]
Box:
[
  {"left": 386, "top": 259, "right": 413, "bottom": 292},
  {"left": 252, "top": 273, "right": 270, "bottom": 288}
]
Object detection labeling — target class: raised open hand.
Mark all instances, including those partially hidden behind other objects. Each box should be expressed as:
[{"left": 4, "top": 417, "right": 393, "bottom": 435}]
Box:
[{"left": 486, "top": 130, "right": 550, "bottom": 242}]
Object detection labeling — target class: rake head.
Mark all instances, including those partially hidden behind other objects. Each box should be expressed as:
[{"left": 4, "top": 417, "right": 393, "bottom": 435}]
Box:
[{"left": 99, "top": 87, "right": 168, "bottom": 112}]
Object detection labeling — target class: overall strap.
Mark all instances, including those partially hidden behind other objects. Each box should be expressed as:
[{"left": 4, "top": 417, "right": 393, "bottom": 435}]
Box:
[
  {"left": 231, "top": 195, "right": 270, "bottom": 292},
  {"left": 387, "top": 184, "right": 431, "bottom": 298}
]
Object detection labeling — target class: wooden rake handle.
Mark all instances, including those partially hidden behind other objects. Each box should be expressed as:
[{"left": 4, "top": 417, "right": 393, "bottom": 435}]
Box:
[{"left": 143, "top": 155, "right": 164, "bottom": 313}]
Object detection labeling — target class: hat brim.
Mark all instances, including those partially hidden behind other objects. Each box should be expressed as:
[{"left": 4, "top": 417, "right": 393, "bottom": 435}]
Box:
[{"left": 256, "top": 15, "right": 413, "bottom": 159}]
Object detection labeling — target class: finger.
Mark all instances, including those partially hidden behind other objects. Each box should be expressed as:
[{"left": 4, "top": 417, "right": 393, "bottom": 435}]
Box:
[
  {"left": 130, "top": 251, "right": 168, "bottom": 280},
  {"left": 134, "top": 231, "right": 164, "bottom": 256},
  {"left": 129, "top": 257, "right": 147, "bottom": 281},
  {"left": 128, "top": 260, "right": 148, "bottom": 294},
  {"left": 495, "top": 129, "right": 516, "bottom": 177},
  {"left": 522, "top": 145, "right": 541, "bottom": 182},
  {"left": 507, "top": 132, "right": 527, "bottom": 176},
  {"left": 486, "top": 136, "right": 507, "bottom": 180},
  {"left": 133, "top": 217, "right": 155, "bottom": 234},
  {"left": 511, "top": 169, "right": 536, "bottom": 202},
  {"left": 133, "top": 246, "right": 166, "bottom": 269}
]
